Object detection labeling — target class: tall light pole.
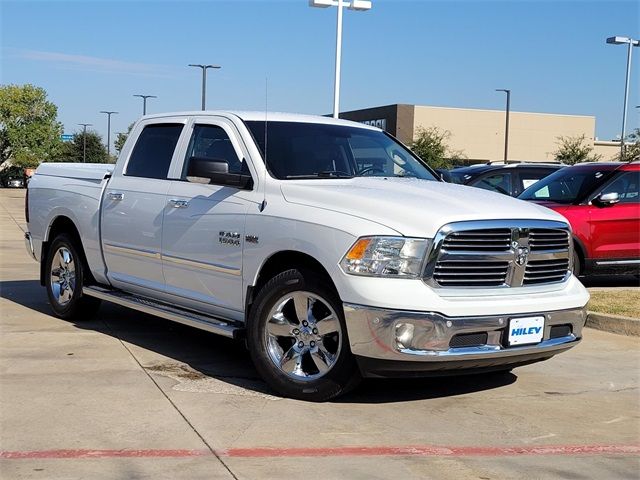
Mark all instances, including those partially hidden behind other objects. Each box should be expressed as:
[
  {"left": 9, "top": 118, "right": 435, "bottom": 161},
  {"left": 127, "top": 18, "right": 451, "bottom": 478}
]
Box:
[
  {"left": 606, "top": 36, "right": 639, "bottom": 156},
  {"left": 495, "top": 89, "right": 511, "bottom": 162},
  {"left": 133, "top": 94, "right": 157, "bottom": 115},
  {"left": 78, "top": 123, "right": 92, "bottom": 163},
  {"left": 309, "top": 0, "right": 372, "bottom": 119},
  {"left": 188, "top": 64, "right": 221, "bottom": 110},
  {"left": 100, "top": 111, "right": 118, "bottom": 157}
]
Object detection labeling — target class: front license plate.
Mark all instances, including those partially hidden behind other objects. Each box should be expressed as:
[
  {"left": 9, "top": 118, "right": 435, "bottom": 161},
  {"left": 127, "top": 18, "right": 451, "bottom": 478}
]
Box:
[{"left": 508, "top": 316, "right": 545, "bottom": 346}]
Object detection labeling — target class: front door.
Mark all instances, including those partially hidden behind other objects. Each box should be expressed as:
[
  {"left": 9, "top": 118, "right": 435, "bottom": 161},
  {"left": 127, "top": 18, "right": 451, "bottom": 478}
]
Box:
[
  {"left": 161, "top": 120, "right": 255, "bottom": 320},
  {"left": 102, "top": 122, "right": 185, "bottom": 296},
  {"left": 589, "top": 170, "right": 640, "bottom": 260}
]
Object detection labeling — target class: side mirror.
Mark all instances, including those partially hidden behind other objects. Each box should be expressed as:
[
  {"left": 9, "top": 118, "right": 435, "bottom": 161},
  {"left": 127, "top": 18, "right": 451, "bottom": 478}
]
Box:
[
  {"left": 186, "top": 157, "right": 253, "bottom": 190},
  {"left": 593, "top": 191, "right": 620, "bottom": 207},
  {"left": 188, "top": 156, "right": 229, "bottom": 178}
]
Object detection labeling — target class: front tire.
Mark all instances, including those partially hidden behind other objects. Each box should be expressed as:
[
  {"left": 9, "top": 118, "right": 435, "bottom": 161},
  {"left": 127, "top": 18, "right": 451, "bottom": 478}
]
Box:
[
  {"left": 247, "top": 268, "right": 360, "bottom": 401},
  {"left": 573, "top": 250, "right": 582, "bottom": 277},
  {"left": 45, "top": 234, "right": 101, "bottom": 320}
]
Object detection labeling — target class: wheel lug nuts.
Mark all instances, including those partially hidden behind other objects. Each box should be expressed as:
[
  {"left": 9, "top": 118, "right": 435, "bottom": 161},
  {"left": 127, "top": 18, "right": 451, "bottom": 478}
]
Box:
[
  {"left": 298, "top": 341, "right": 304, "bottom": 348},
  {"left": 292, "top": 328, "right": 300, "bottom": 335}
]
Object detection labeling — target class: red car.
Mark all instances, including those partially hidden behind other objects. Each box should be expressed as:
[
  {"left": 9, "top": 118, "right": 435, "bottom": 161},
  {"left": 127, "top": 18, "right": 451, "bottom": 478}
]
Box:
[{"left": 519, "top": 162, "right": 639, "bottom": 277}]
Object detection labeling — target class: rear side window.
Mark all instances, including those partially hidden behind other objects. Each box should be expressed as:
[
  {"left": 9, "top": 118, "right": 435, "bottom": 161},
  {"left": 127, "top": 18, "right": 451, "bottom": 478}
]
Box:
[
  {"left": 518, "top": 169, "right": 556, "bottom": 193},
  {"left": 126, "top": 124, "right": 184, "bottom": 179}
]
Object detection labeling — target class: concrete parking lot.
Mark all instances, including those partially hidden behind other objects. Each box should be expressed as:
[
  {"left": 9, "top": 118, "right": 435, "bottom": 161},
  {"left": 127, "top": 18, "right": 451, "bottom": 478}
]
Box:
[{"left": 1, "top": 188, "right": 639, "bottom": 479}]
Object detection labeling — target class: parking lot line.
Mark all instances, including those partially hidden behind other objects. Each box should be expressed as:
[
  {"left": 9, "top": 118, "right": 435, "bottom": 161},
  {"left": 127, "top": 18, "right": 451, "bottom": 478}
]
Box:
[{"left": 2, "top": 444, "right": 638, "bottom": 459}]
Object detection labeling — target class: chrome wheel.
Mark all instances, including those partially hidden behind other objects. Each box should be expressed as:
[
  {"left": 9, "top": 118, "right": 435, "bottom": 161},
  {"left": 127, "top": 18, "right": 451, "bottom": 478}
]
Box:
[
  {"left": 264, "top": 291, "right": 342, "bottom": 381},
  {"left": 50, "top": 246, "right": 76, "bottom": 306}
]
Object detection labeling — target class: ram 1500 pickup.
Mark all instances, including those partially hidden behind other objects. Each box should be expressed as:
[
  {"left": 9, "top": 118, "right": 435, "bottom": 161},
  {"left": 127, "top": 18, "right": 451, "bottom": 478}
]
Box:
[{"left": 25, "top": 111, "right": 589, "bottom": 401}]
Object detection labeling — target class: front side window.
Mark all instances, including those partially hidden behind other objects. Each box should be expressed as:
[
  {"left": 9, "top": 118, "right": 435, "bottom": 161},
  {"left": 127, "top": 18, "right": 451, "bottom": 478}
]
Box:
[
  {"left": 126, "top": 124, "right": 183, "bottom": 179},
  {"left": 182, "top": 124, "right": 248, "bottom": 179},
  {"left": 472, "top": 172, "right": 512, "bottom": 195},
  {"left": 245, "top": 121, "right": 437, "bottom": 181},
  {"left": 598, "top": 171, "right": 640, "bottom": 203}
]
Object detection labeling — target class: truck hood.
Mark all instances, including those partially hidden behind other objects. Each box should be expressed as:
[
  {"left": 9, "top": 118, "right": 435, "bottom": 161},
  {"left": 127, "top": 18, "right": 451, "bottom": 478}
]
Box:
[{"left": 281, "top": 177, "right": 567, "bottom": 237}]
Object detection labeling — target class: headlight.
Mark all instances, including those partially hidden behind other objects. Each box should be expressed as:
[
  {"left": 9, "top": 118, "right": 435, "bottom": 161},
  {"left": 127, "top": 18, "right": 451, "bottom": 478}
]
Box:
[{"left": 340, "top": 236, "right": 430, "bottom": 278}]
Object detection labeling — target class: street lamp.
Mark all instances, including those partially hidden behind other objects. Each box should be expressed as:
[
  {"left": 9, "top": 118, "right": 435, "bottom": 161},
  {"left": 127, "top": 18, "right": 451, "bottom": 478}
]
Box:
[
  {"left": 133, "top": 94, "right": 157, "bottom": 115},
  {"left": 495, "top": 89, "right": 511, "bottom": 162},
  {"left": 606, "top": 36, "right": 639, "bottom": 156},
  {"left": 100, "top": 111, "right": 118, "bottom": 157},
  {"left": 77, "top": 123, "right": 92, "bottom": 163},
  {"left": 309, "top": 0, "right": 372, "bottom": 119},
  {"left": 188, "top": 64, "right": 221, "bottom": 110}
]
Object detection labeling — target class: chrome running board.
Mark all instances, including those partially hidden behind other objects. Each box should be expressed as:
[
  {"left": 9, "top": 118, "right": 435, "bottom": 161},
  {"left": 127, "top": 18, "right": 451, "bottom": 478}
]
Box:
[{"left": 83, "top": 286, "right": 244, "bottom": 339}]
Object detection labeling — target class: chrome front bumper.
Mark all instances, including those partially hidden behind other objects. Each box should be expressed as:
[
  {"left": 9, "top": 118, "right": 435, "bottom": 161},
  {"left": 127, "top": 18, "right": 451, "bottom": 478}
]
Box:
[
  {"left": 24, "top": 232, "right": 37, "bottom": 261},
  {"left": 343, "top": 303, "right": 586, "bottom": 377}
]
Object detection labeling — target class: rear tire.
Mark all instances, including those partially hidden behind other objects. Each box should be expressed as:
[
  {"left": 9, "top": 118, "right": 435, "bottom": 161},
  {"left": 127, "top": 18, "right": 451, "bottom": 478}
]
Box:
[
  {"left": 45, "top": 234, "right": 101, "bottom": 320},
  {"left": 247, "top": 268, "right": 360, "bottom": 401}
]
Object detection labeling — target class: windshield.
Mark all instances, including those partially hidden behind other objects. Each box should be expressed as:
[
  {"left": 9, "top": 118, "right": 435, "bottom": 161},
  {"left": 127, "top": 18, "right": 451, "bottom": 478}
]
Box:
[
  {"left": 245, "top": 121, "right": 438, "bottom": 181},
  {"left": 519, "top": 167, "right": 614, "bottom": 204}
]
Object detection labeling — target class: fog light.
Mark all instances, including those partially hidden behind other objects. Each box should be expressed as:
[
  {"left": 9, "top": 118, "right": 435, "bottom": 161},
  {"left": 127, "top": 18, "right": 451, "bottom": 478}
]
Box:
[{"left": 395, "top": 322, "right": 415, "bottom": 349}]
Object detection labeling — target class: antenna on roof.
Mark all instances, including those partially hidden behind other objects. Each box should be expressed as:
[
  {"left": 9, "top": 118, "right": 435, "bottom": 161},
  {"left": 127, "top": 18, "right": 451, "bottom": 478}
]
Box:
[{"left": 259, "top": 77, "right": 268, "bottom": 212}]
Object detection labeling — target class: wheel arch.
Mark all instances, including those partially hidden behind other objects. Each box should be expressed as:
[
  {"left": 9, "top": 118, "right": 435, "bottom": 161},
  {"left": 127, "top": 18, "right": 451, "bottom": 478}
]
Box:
[
  {"left": 245, "top": 250, "right": 338, "bottom": 315},
  {"left": 572, "top": 235, "right": 587, "bottom": 275},
  {"left": 40, "top": 215, "right": 94, "bottom": 286}
]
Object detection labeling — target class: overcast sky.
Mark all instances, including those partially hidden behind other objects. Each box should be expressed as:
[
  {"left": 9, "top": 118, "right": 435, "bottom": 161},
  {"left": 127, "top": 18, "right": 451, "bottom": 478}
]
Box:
[{"left": 1, "top": 0, "right": 639, "bottom": 148}]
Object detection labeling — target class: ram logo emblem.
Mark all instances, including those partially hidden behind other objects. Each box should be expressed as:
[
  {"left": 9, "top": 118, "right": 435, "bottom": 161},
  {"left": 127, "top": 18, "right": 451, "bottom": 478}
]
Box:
[{"left": 515, "top": 245, "right": 530, "bottom": 266}]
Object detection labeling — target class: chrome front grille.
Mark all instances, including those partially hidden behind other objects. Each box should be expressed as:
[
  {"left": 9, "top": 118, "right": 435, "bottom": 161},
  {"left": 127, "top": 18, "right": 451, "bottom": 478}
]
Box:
[
  {"left": 529, "top": 229, "right": 570, "bottom": 251},
  {"left": 434, "top": 260, "right": 509, "bottom": 287},
  {"left": 424, "top": 220, "right": 572, "bottom": 288},
  {"left": 442, "top": 229, "right": 511, "bottom": 252},
  {"left": 523, "top": 258, "right": 570, "bottom": 284}
]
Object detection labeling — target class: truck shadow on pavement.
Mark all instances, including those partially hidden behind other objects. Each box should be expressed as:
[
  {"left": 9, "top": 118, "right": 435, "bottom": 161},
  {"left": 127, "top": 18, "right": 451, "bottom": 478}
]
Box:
[{"left": 1, "top": 279, "right": 517, "bottom": 404}]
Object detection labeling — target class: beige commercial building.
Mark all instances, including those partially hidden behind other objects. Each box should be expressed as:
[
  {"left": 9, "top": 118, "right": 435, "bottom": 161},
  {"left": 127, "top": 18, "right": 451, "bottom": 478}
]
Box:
[{"left": 339, "top": 104, "right": 619, "bottom": 164}]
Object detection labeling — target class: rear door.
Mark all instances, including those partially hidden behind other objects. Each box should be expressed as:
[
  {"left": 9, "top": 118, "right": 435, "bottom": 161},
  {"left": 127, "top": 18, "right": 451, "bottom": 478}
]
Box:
[
  {"left": 588, "top": 169, "right": 640, "bottom": 260},
  {"left": 160, "top": 117, "right": 257, "bottom": 320},
  {"left": 101, "top": 120, "right": 186, "bottom": 296}
]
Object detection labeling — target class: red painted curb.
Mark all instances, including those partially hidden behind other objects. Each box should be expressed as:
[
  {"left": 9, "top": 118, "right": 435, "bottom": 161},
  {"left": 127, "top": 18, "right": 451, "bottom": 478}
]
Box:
[
  {"left": 220, "top": 444, "right": 640, "bottom": 458},
  {"left": 1, "top": 444, "right": 638, "bottom": 460}
]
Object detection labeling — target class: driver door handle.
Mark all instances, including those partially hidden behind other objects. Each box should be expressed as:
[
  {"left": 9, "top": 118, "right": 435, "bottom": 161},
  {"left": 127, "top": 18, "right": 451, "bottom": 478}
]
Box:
[
  {"left": 169, "top": 199, "right": 189, "bottom": 209},
  {"left": 107, "top": 192, "right": 124, "bottom": 201}
]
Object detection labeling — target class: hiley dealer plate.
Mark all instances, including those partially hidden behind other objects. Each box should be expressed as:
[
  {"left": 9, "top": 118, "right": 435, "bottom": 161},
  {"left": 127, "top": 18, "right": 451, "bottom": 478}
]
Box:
[{"left": 508, "top": 316, "right": 545, "bottom": 346}]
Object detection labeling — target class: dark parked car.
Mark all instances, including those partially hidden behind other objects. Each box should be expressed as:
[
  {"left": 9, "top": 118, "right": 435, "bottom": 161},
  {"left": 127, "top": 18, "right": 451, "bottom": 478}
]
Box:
[{"left": 447, "top": 163, "right": 564, "bottom": 197}]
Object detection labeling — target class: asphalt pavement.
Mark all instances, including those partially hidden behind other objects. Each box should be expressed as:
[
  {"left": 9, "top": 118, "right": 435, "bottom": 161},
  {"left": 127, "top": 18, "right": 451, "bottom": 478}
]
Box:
[{"left": 1, "top": 188, "right": 638, "bottom": 480}]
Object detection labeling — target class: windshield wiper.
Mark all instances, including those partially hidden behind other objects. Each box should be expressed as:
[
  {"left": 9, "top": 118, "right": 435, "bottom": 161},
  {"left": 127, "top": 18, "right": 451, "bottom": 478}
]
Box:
[{"left": 285, "top": 171, "right": 354, "bottom": 179}]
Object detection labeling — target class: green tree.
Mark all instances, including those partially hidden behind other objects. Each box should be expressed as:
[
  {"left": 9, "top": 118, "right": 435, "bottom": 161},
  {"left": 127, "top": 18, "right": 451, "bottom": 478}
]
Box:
[
  {"left": 410, "top": 126, "right": 466, "bottom": 170},
  {"left": 114, "top": 122, "right": 134, "bottom": 154},
  {"left": 0, "top": 84, "right": 63, "bottom": 168},
  {"left": 553, "top": 134, "right": 601, "bottom": 165},
  {"left": 55, "top": 130, "right": 109, "bottom": 163},
  {"left": 618, "top": 128, "right": 640, "bottom": 162}
]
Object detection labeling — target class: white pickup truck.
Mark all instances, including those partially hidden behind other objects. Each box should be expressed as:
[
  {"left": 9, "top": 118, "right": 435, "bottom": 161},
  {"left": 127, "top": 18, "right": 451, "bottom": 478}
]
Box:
[{"left": 25, "top": 111, "right": 589, "bottom": 401}]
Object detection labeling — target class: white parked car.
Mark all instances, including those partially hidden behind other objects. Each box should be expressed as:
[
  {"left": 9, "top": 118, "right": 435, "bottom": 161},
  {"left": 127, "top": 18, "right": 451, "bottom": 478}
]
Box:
[{"left": 24, "top": 111, "right": 589, "bottom": 400}]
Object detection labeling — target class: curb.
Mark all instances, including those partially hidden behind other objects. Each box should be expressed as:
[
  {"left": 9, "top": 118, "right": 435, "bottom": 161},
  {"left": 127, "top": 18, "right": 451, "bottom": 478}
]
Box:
[{"left": 586, "top": 311, "right": 640, "bottom": 337}]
